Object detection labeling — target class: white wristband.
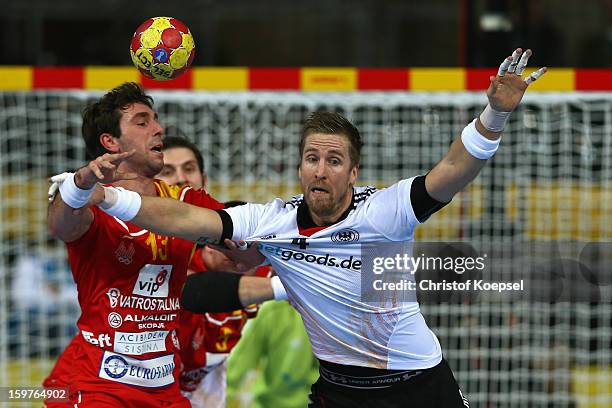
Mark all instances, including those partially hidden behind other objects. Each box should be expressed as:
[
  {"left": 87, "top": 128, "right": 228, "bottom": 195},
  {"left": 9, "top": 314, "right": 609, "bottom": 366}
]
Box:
[
  {"left": 58, "top": 173, "right": 94, "bottom": 209},
  {"left": 479, "top": 104, "right": 511, "bottom": 132},
  {"left": 461, "top": 119, "right": 501, "bottom": 160},
  {"left": 99, "top": 186, "right": 142, "bottom": 221},
  {"left": 271, "top": 276, "right": 288, "bottom": 301}
]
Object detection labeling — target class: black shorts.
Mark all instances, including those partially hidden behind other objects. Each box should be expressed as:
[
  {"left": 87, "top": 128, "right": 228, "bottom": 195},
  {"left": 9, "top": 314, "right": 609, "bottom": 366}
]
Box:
[{"left": 308, "top": 358, "right": 469, "bottom": 408}]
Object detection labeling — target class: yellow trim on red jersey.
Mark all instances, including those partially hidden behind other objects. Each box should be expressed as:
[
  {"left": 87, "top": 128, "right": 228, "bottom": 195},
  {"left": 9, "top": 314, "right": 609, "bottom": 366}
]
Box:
[{"left": 154, "top": 179, "right": 186, "bottom": 200}]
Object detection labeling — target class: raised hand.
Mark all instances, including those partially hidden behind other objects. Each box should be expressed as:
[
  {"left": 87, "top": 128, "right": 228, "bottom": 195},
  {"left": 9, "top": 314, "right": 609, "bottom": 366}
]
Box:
[
  {"left": 486, "top": 48, "right": 547, "bottom": 112},
  {"left": 74, "top": 150, "right": 138, "bottom": 189}
]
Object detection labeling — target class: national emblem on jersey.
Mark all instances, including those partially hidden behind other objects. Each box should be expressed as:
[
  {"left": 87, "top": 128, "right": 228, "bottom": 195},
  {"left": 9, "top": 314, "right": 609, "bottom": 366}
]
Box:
[{"left": 115, "top": 239, "right": 136, "bottom": 265}]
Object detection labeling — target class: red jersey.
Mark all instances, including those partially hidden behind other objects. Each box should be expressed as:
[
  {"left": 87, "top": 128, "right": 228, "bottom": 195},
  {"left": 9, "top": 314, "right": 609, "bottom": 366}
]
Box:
[{"left": 63, "top": 180, "right": 223, "bottom": 401}]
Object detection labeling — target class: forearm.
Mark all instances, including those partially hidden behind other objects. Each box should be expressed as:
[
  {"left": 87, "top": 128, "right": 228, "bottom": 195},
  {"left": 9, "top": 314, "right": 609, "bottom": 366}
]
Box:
[
  {"left": 133, "top": 196, "right": 223, "bottom": 243},
  {"left": 47, "top": 173, "right": 94, "bottom": 242},
  {"left": 238, "top": 276, "right": 275, "bottom": 306},
  {"left": 98, "top": 187, "right": 224, "bottom": 243},
  {"left": 425, "top": 118, "right": 501, "bottom": 202},
  {"left": 182, "top": 273, "right": 276, "bottom": 313}
]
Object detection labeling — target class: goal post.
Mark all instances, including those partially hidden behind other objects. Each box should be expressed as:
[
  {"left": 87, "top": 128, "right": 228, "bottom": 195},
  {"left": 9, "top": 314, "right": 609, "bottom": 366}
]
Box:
[{"left": 0, "top": 90, "right": 610, "bottom": 407}]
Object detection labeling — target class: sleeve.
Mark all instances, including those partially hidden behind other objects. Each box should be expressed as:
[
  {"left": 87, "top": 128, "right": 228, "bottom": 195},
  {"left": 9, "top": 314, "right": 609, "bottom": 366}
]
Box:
[
  {"left": 363, "top": 176, "right": 447, "bottom": 241},
  {"left": 223, "top": 199, "right": 284, "bottom": 241},
  {"left": 409, "top": 174, "right": 449, "bottom": 222}
]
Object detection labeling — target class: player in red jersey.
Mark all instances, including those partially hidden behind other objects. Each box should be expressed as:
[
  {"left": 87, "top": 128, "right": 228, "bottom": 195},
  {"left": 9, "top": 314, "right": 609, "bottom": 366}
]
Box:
[
  {"left": 157, "top": 136, "right": 283, "bottom": 408},
  {"left": 45, "top": 83, "right": 277, "bottom": 408}
]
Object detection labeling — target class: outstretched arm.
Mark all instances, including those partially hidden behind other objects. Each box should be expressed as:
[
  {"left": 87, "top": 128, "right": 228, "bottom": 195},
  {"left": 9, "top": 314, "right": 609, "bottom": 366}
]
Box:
[
  {"left": 131, "top": 195, "right": 225, "bottom": 243},
  {"left": 48, "top": 151, "right": 136, "bottom": 242},
  {"left": 425, "top": 48, "right": 546, "bottom": 203},
  {"left": 182, "top": 273, "right": 287, "bottom": 313}
]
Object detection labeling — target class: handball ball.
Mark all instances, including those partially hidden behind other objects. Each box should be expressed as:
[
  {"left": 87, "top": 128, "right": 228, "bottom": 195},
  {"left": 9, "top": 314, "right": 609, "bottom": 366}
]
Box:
[{"left": 130, "top": 17, "right": 195, "bottom": 81}]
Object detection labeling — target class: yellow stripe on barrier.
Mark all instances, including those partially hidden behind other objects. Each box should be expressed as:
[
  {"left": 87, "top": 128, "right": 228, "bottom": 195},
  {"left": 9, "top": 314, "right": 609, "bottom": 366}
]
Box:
[
  {"left": 193, "top": 67, "right": 248, "bottom": 90},
  {"left": 0, "top": 66, "right": 32, "bottom": 90},
  {"left": 85, "top": 67, "right": 139, "bottom": 90},
  {"left": 301, "top": 68, "right": 357, "bottom": 91},
  {"left": 411, "top": 68, "right": 465, "bottom": 91},
  {"left": 523, "top": 67, "right": 574, "bottom": 91}
]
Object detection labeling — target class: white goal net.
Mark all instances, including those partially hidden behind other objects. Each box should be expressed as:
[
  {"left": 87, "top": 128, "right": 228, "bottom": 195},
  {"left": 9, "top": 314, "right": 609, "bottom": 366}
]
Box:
[{"left": 0, "top": 91, "right": 610, "bottom": 407}]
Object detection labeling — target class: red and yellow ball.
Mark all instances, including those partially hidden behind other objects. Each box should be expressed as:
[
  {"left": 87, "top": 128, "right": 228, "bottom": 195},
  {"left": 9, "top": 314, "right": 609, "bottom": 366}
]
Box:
[{"left": 130, "top": 17, "right": 195, "bottom": 81}]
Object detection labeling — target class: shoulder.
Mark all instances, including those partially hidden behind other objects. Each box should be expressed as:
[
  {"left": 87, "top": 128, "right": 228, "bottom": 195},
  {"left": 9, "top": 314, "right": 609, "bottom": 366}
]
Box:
[
  {"left": 154, "top": 179, "right": 224, "bottom": 210},
  {"left": 354, "top": 185, "right": 378, "bottom": 205},
  {"left": 284, "top": 194, "right": 304, "bottom": 210}
]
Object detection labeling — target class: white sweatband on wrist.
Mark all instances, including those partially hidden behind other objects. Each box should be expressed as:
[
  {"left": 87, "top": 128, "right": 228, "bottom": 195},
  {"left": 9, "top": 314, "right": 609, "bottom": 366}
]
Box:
[
  {"left": 271, "top": 276, "right": 288, "bottom": 301},
  {"left": 479, "top": 104, "right": 511, "bottom": 133},
  {"left": 461, "top": 119, "right": 501, "bottom": 160},
  {"left": 99, "top": 186, "right": 142, "bottom": 221},
  {"left": 58, "top": 172, "right": 95, "bottom": 208}
]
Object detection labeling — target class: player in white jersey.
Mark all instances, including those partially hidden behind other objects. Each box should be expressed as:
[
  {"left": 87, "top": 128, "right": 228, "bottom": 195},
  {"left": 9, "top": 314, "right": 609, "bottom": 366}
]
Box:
[{"left": 92, "top": 48, "right": 546, "bottom": 407}]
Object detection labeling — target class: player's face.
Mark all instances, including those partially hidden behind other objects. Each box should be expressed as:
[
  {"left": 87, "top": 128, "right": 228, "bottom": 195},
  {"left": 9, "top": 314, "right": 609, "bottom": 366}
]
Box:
[
  {"left": 299, "top": 133, "right": 358, "bottom": 224},
  {"left": 157, "top": 147, "right": 205, "bottom": 189},
  {"left": 116, "top": 103, "right": 165, "bottom": 177}
]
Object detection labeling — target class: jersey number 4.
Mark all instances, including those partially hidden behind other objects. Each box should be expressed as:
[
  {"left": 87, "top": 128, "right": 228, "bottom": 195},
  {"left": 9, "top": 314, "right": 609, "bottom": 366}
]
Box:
[{"left": 291, "top": 238, "right": 309, "bottom": 249}]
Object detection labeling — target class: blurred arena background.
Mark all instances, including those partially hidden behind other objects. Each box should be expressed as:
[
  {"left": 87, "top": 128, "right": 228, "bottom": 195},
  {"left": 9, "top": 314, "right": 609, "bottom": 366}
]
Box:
[{"left": 0, "top": 1, "right": 611, "bottom": 407}]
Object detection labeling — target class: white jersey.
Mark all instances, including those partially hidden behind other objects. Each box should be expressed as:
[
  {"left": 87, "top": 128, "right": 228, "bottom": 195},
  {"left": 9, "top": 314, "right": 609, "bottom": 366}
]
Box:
[{"left": 224, "top": 177, "right": 443, "bottom": 370}]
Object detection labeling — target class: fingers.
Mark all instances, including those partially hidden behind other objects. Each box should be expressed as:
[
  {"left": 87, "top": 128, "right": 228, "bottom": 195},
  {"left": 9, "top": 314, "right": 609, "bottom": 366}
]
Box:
[
  {"left": 507, "top": 48, "right": 522, "bottom": 74},
  {"left": 48, "top": 182, "right": 59, "bottom": 202},
  {"left": 98, "top": 160, "right": 116, "bottom": 171},
  {"left": 515, "top": 49, "right": 532, "bottom": 75},
  {"left": 88, "top": 161, "right": 105, "bottom": 179},
  {"left": 497, "top": 56, "right": 513, "bottom": 77},
  {"left": 106, "top": 150, "right": 136, "bottom": 164},
  {"left": 222, "top": 239, "right": 249, "bottom": 251},
  {"left": 224, "top": 239, "right": 238, "bottom": 250},
  {"left": 524, "top": 67, "right": 547, "bottom": 85},
  {"left": 497, "top": 47, "right": 547, "bottom": 85},
  {"left": 238, "top": 240, "right": 248, "bottom": 251}
]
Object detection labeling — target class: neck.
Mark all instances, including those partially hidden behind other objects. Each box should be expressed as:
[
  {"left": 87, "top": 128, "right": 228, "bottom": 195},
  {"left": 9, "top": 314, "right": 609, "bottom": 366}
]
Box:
[{"left": 111, "top": 177, "right": 157, "bottom": 196}]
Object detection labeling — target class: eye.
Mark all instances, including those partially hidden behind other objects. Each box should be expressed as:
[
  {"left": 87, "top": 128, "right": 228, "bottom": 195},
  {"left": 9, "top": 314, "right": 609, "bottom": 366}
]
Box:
[
  {"left": 184, "top": 164, "right": 198, "bottom": 174},
  {"left": 329, "top": 158, "right": 341, "bottom": 166},
  {"left": 159, "top": 168, "right": 173, "bottom": 177},
  {"left": 305, "top": 156, "right": 318, "bottom": 163}
]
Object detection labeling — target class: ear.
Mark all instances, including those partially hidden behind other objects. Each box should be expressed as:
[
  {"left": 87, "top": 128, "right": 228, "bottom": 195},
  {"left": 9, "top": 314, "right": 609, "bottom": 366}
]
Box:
[
  {"left": 202, "top": 172, "right": 209, "bottom": 190},
  {"left": 99, "top": 132, "right": 121, "bottom": 153},
  {"left": 349, "top": 164, "right": 359, "bottom": 186}
]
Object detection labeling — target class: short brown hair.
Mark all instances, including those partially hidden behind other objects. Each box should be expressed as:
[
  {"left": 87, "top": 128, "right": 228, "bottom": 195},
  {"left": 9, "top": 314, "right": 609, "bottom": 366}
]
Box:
[
  {"left": 82, "top": 82, "right": 154, "bottom": 159},
  {"left": 162, "top": 135, "right": 205, "bottom": 174},
  {"left": 300, "top": 111, "right": 363, "bottom": 167}
]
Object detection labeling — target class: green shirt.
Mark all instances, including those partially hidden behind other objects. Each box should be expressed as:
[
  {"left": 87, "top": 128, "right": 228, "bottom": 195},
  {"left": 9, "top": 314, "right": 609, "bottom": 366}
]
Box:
[{"left": 227, "top": 300, "right": 319, "bottom": 408}]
